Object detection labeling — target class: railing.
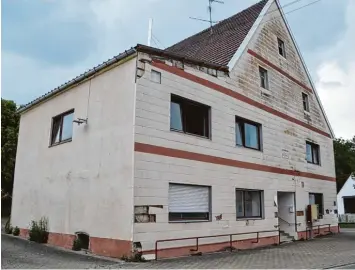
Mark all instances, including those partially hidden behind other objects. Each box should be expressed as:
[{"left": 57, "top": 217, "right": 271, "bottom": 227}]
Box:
[
  {"left": 305, "top": 223, "right": 332, "bottom": 239},
  {"left": 155, "top": 229, "right": 279, "bottom": 260},
  {"left": 278, "top": 217, "right": 301, "bottom": 227}
]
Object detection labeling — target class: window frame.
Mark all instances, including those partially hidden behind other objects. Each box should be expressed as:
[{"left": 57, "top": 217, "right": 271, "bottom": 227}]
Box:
[
  {"left": 168, "top": 183, "right": 211, "bottom": 223},
  {"left": 236, "top": 189, "right": 264, "bottom": 219},
  {"left": 302, "top": 92, "right": 310, "bottom": 112},
  {"left": 309, "top": 192, "right": 324, "bottom": 219},
  {"left": 306, "top": 141, "right": 320, "bottom": 165},
  {"left": 235, "top": 116, "right": 262, "bottom": 151},
  {"left": 151, "top": 69, "right": 161, "bottom": 84},
  {"left": 170, "top": 94, "right": 211, "bottom": 139},
  {"left": 277, "top": 38, "right": 286, "bottom": 58},
  {"left": 259, "top": 66, "right": 269, "bottom": 90},
  {"left": 50, "top": 109, "right": 74, "bottom": 146}
]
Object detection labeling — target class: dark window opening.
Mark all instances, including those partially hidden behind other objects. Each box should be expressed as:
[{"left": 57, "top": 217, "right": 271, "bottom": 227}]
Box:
[
  {"left": 50, "top": 110, "right": 74, "bottom": 145},
  {"left": 170, "top": 95, "right": 210, "bottom": 138},
  {"left": 344, "top": 197, "right": 355, "bottom": 214},
  {"left": 235, "top": 116, "right": 261, "bottom": 150},
  {"left": 306, "top": 141, "right": 320, "bottom": 165},
  {"left": 309, "top": 193, "right": 323, "bottom": 219},
  {"left": 76, "top": 232, "right": 89, "bottom": 250},
  {"left": 278, "top": 38, "right": 286, "bottom": 57},
  {"left": 302, "top": 93, "right": 309, "bottom": 112},
  {"left": 236, "top": 189, "right": 263, "bottom": 219},
  {"left": 259, "top": 66, "right": 269, "bottom": 89}
]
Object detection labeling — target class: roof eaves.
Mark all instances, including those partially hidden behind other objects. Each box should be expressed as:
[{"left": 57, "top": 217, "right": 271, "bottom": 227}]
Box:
[
  {"left": 136, "top": 44, "right": 229, "bottom": 73},
  {"left": 18, "top": 47, "right": 137, "bottom": 114}
]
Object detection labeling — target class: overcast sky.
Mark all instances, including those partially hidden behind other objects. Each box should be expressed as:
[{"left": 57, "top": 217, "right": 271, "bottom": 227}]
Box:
[{"left": 1, "top": 0, "right": 354, "bottom": 139}]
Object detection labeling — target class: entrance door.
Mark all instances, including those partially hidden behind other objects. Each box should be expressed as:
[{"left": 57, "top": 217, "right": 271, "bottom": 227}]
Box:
[{"left": 277, "top": 192, "right": 296, "bottom": 238}]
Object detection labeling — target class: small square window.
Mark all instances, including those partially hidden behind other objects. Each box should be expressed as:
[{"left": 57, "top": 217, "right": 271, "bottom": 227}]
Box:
[
  {"left": 50, "top": 110, "right": 74, "bottom": 146},
  {"left": 235, "top": 116, "right": 262, "bottom": 151},
  {"left": 151, "top": 70, "right": 161, "bottom": 84},
  {"left": 306, "top": 141, "right": 320, "bottom": 165},
  {"left": 302, "top": 93, "right": 309, "bottom": 112},
  {"left": 277, "top": 38, "right": 286, "bottom": 57},
  {"left": 170, "top": 95, "right": 210, "bottom": 138},
  {"left": 259, "top": 66, "right": 269, "bottom": 90}
]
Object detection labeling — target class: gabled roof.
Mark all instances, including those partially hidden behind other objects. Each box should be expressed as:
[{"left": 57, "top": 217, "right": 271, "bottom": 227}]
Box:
[{"left": 165, "top": 0, "right": 268, "bottom": 66}]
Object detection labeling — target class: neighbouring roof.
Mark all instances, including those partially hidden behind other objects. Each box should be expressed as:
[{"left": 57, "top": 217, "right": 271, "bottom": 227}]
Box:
[{"left": 165, "top": 0, "right": 268, "bottom": 66}]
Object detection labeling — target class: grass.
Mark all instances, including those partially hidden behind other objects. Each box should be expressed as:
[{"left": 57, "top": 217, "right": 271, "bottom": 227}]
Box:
[{"left": 339, "top": 223, "right": 355, "bottom": 228}]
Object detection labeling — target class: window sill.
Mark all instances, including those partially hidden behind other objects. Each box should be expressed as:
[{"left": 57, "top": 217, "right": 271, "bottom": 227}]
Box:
[
  {"left": 260, "top": 88, "right": 272, "bottom": 96},
  {"left": 49, "top": 139, "right": 72, "bottom": 148},
  {"left": 170, "top": 129, "right": 211, "bottom": 140},
  {"left": 169, "top": 220, "right": 211, "bottom": 223},
  {"left": 236, "top": 144, "right": 262, "bottom": 152},
  {"left": 236, "top": 217, "right": 263, "bottom": 221},
  {"left": 304, "top": 110, "right": 310, "bottom": 116},
  {"left": 306, "top": 161, "right": 321, "bottom": 166}
]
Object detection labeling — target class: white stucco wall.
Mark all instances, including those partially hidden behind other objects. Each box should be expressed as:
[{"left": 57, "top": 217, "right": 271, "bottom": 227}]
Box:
[
  {"left": 11, "top": 58, "right": 137, "bottom": 241},
  {"left": 337, "top": 176, "right": 355, "bottom": 215}
]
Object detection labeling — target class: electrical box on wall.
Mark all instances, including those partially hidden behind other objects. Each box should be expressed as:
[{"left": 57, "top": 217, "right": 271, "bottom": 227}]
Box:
[
  {"left": 289, "top": 206, "right": 295, "bottom": 213},
  {"left": 307, "top": 204, "right": 319, "bottom": 223}
]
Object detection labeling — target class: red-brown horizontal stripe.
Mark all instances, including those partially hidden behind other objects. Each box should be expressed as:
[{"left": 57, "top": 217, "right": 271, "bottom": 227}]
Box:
[
  {"left": 247, "top": 49, "right": 313, "bottom": 93},
  {"left": 151, "top": 61, "right": 330, "bottom": 138},
  {"left": 135, "top": 143, "right": 336, "bottom": 182}
]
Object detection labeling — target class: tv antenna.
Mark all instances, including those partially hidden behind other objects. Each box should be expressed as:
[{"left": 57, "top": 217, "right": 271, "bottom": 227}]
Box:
[{"left": 190, "top": 0, "right": 224, "bottom": 34}]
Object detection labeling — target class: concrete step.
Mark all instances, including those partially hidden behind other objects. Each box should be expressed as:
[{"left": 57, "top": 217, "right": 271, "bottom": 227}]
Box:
[{"left": 279, "top": 231, "right": 294, "bottom": 243}]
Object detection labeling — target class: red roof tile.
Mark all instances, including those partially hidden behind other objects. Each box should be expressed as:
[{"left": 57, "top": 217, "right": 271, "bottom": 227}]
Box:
[{"left": 165, "top": 0, "right": 268, "bottom": 66}]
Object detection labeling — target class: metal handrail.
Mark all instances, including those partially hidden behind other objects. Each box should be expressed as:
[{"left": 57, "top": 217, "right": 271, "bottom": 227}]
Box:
[
  {"left": 278, "top": 216, "right": 301, "bottom": 226},
  {"left": 305, "top": 223, "right": 332, "bottom": 239},
  {"left": 155, "top": 229, "right": 279, "bottom": 260}
]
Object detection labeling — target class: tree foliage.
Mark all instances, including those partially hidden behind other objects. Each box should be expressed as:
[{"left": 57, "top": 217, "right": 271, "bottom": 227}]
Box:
[
  {"left": 1, "top": 99, "right": 20, "bottom": 216},
  {"left": 333, "top": 136, "right": 355, "bottom": 192}
]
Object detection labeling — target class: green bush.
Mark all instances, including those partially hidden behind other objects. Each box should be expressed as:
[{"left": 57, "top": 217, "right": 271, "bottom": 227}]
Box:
[
  {"left": 12, "top": 226, "right": 20, "bottom": 236},
  {"left": 28, "top": 217, "right": 49, "bottom": 243},
  {"left": 4, "top": 219, "right": 13, "bottom": 234},
  {"left": 72, "top": 238, "right": 82, "bottom": 251}
]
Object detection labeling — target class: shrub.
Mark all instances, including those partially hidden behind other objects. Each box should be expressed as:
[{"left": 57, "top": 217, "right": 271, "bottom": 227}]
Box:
[
  {"left": 28, "top": 217, "right": 49, "bottom": 243},
  {"left": 4, "top": 219, "right": 13, "bottom": 234},
  {"left": 12, "top": 226, "right": 20, "bottom": 236},
  {"left": 72, "top": 238, "right": 82, "bottom": 251}
]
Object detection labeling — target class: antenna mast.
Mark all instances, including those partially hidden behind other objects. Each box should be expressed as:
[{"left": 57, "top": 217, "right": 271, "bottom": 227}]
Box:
[
  {"left": 148, "top": 18, "right": 153, "bottom": 46},
  {"left": 190, "top": 0, "right": 224, "bottom": 34}
]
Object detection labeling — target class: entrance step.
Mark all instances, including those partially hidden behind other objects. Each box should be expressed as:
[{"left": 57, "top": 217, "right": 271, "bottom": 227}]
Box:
[{"left": 280, "top": 231, "right": 294, "bottom": 243}]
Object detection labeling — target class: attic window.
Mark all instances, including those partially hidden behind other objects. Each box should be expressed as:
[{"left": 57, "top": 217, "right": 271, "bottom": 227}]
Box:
[
  {"left": 259, "top": 67, "right": 269, "bottom": 90},
  {"left": 151, "top": 70, "right": 161, "bottom": 84},
  {"left": 50, "top": 110, "right": 74, "bottom": 146},
  {"left": 302, "top": 92, "right": 309, "bottom": 112},
  {"left": 277, "top": 38, "right": 286, "bottom": 57}
]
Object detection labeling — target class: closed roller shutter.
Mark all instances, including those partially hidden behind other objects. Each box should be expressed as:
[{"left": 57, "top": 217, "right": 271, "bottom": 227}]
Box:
[{"left": 169, "top": 184, "right": 210, "bottom": 213}]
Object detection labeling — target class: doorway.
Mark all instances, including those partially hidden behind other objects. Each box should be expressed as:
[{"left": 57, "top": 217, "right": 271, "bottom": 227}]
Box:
[{"left": 277, "top": 192, "right": 296, "bottom": 239}]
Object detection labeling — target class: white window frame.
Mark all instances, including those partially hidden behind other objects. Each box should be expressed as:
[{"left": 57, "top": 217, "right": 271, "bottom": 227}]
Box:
[{"left": 151, "top": 70, "right": 161, "bottom": 84}]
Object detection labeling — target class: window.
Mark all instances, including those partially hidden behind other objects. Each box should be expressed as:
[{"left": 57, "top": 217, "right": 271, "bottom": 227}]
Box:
[
  {"left": 309, "top": 193, "right": 323, "bottom": 218},
  {"left": 277, "top": 38, "right": 286, "bottom": 57},
  {"left": 50, "top": 110, "right": 74, "bottom": 145},
  {"left": 170, "top": 95, "right": 210, "bottom": 138},
  {"left": 306, "top": 141, "right": 320, "bottom": 165},
  {"left": 235, "top": 116, "right": 261, "bottom": 150},
  {"left": 302, "top": 93, "right": 309, "bottom": 112},
  {"left": 151, "top": 70, "right": 161, "bottom": 84},
  {"left": 169, "top": 183, "right": 210, "bottom": 222},
  {"left": 259, "top": 66, "right": 269, "bottom": 89},
  {"left": 236, "top": 189, "right": 263, "bottom": 219}
]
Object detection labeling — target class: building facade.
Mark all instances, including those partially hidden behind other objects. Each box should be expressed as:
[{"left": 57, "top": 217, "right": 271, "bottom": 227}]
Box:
[{"left": 11, "top": 0, "right": 338, "bottom": 259}]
